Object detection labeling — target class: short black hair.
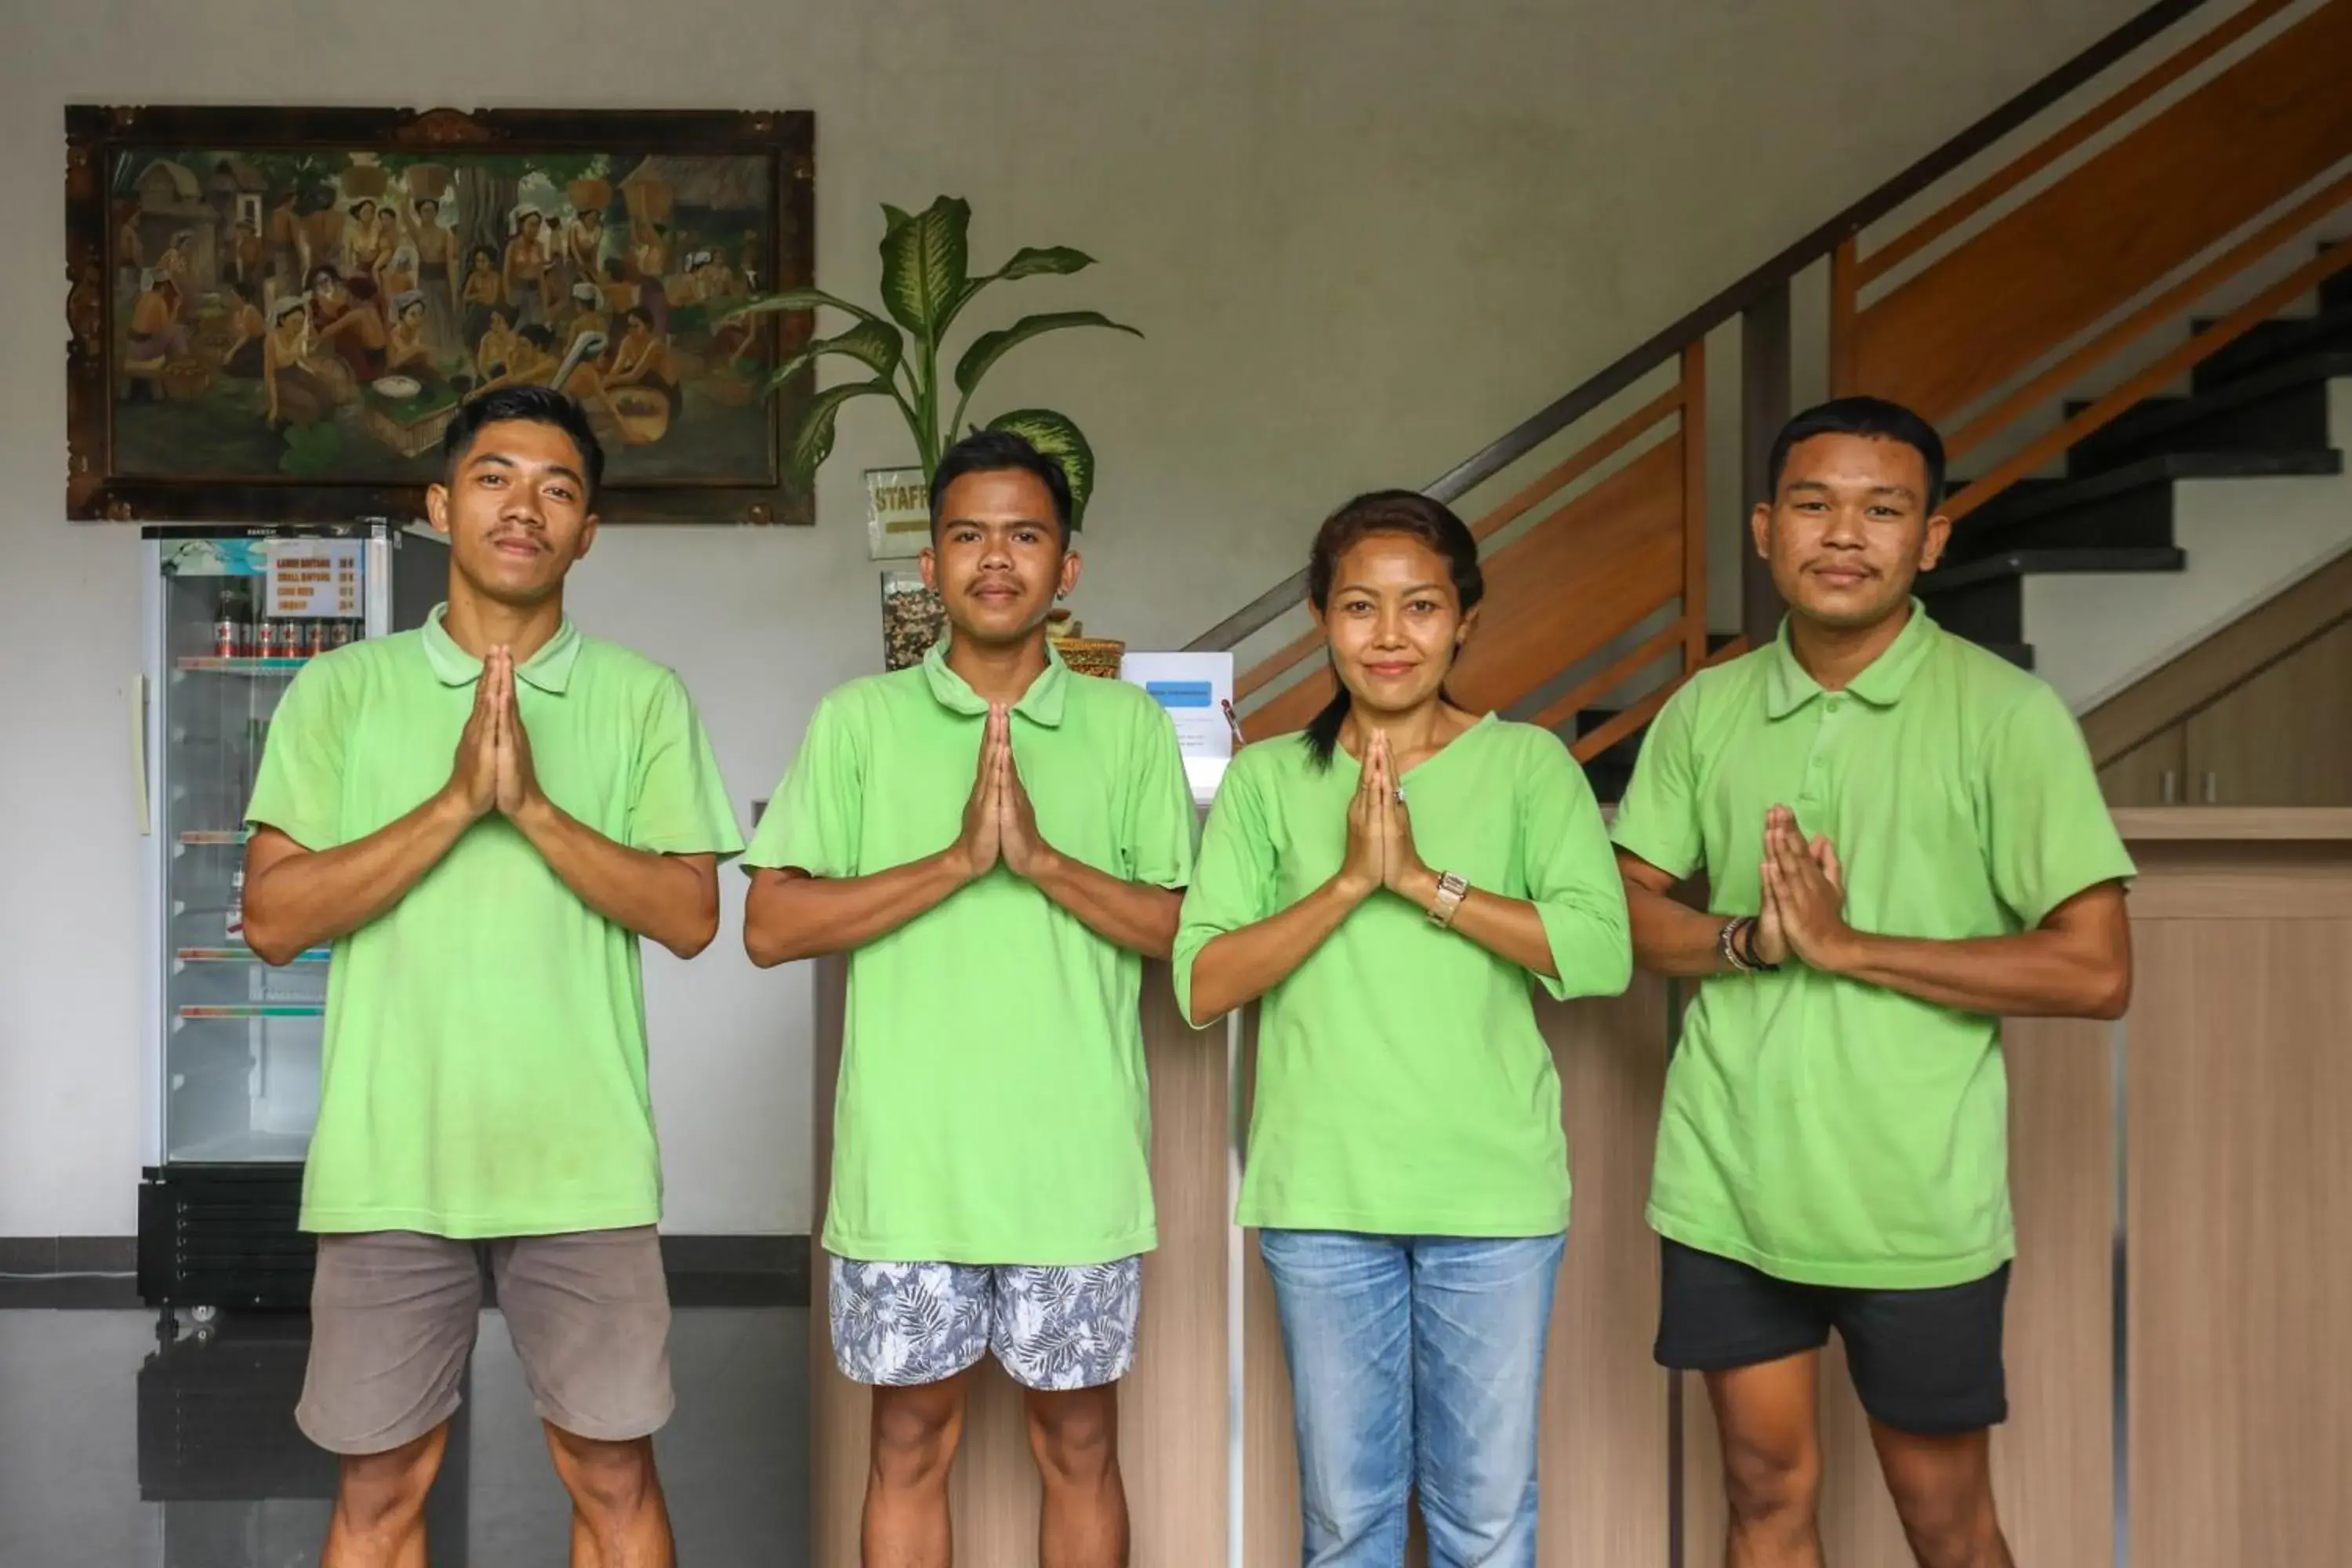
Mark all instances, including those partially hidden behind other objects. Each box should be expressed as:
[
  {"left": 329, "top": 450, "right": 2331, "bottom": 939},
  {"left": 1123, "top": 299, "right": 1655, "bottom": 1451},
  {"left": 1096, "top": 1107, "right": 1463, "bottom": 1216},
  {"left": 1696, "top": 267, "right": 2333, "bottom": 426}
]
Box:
[
  {"left": 928, "top": 430, "right": 1073, "bottom": 546},
  {"left": 441, "top": 385, "right": 605, "bottom": 502},
  {"left": 1766, "top": 396, "right": 1947, "bottom": 512}
]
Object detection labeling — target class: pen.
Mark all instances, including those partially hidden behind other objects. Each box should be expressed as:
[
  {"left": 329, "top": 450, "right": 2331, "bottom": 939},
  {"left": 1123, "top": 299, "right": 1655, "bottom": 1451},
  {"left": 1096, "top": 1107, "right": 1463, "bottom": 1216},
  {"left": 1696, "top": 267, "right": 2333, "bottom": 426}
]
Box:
[{"left": 1220, "top": 699, "right": 1247, "bottom": 750}]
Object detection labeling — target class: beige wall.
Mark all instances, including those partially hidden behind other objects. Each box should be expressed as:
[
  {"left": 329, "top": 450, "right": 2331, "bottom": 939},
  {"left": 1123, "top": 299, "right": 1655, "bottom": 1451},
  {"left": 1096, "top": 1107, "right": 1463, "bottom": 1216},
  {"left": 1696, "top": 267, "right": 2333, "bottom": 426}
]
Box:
[{"left": 0, "top": 0, "right": 2144, "bottom": 1235}]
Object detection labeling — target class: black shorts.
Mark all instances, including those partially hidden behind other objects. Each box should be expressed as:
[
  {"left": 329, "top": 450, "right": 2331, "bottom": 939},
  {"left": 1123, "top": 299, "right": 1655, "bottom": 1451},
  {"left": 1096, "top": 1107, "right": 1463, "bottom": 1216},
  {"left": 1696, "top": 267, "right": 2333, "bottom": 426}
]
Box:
[{"left": 1654, "top": 1239, "right": 2009, "bottom": 1436}]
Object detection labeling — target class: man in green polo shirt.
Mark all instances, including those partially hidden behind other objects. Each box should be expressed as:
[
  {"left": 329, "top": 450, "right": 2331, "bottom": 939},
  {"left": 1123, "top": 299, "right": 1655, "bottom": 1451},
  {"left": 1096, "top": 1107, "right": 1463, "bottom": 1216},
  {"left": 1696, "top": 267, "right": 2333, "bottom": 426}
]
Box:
[
  {"left": 1612, "top": 397, "right": 2134, "bottom": 1568},
  {"left": 743, "top": 430, "right": 1194, "bottom": 1568},
  {"left": 242, "top": 385, "right": 742, "bottom": 1568}
]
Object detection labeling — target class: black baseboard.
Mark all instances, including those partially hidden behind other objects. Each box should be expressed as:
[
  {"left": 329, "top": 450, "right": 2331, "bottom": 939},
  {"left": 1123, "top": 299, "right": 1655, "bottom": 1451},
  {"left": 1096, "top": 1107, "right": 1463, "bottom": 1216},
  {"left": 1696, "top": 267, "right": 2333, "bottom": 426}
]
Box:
[
  {"left": 3, "top": 1234, "right": 811, "bottom": 1308},
  {"left": 659, "top": 1233, "right": 812, "bottom": 1308}
]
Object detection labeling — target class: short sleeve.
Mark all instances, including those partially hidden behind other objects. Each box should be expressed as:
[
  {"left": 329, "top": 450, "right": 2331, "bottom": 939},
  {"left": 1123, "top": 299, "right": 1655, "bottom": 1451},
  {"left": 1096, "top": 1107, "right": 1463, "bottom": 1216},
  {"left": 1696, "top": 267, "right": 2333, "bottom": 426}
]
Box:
[
  {"left": 1517, "top": 733, "right": 1635, "bottom": 1001},
  {"left": 245, "top": 660, "right": 349, "bottom": 851},
  {"left": 1980, "top": 684, "right": 2136, "bottom": 926},
  {"left": 1123, "top": 699, "right": 1197, "bottom": 890},
  {"left": 1610, "top": 682, "right": 1704, "bottom": 880},
  {"left": 742, "top": 692, "right": 865, "bottom": 878},
  {"left": 1170, "top": 752, "right": 1279, "bottom": 1027},
  {"left": 627, "top": 671, "right": 745, "bottom": 859}
]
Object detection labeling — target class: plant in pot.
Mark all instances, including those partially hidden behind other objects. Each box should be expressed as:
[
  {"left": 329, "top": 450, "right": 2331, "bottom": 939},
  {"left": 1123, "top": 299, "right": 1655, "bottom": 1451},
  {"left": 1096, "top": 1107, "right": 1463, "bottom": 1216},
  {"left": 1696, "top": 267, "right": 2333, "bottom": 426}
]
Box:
[{"left": 732, "top": 195, "right": 1139, "bottom": 671}]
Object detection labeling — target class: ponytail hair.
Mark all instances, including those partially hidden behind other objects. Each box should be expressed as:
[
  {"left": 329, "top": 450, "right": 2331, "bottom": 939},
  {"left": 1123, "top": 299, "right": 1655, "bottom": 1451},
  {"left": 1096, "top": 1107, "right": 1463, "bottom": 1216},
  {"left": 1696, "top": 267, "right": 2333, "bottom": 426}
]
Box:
[{"left": 1301, "top": 490, "right": 1485, "bottom": 769}]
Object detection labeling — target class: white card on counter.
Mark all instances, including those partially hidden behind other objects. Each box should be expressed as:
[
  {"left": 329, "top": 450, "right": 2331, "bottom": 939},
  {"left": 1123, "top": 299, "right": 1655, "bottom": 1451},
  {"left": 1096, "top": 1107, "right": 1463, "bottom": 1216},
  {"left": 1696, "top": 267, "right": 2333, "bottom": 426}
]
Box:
[{"left": 1119, "top": 651, "right": 1236, "bottom": 761}]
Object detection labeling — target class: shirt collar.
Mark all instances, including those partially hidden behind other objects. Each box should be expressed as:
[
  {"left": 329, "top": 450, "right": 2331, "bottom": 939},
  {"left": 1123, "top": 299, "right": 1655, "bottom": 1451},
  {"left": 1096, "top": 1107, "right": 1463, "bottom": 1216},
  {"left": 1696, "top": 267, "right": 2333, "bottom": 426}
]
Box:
[
  {"left": 1765, "top": 598, "right": 1938, "bottom": 720},
  {"left": 419, "top": 604, "right": 584, "bottom": 695},
  {"left": 920, "top": 636, "right": 1070, "bottom": 727}
]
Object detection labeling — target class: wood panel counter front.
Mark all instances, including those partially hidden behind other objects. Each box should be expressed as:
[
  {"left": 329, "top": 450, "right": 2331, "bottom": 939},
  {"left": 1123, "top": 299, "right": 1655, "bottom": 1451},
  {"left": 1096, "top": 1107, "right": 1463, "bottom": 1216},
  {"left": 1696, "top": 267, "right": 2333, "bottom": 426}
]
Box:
[{"left": 805, "top": 809, "right": 2352, "bottom": 1566}]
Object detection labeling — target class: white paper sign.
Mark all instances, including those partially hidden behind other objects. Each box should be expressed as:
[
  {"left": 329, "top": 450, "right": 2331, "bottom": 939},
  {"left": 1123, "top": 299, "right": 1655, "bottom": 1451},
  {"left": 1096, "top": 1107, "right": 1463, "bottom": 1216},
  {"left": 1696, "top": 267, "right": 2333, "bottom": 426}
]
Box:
[
  {"left": 866, "top": 466, "right": 931, "bottom": 560},
  {"left": 265, "top": 539, "right": 363, "bottom": 619},
  {"left": 1119, "top": 651, "right": 1236, "bottom": 764}
]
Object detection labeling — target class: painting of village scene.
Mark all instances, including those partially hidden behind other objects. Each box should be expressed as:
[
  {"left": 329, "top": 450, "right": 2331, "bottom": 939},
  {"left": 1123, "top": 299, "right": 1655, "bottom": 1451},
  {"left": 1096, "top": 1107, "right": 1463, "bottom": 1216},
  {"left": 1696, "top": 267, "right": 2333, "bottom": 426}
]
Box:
[{"left": 103, "top": 140, "right": 794, "bottom": 495}]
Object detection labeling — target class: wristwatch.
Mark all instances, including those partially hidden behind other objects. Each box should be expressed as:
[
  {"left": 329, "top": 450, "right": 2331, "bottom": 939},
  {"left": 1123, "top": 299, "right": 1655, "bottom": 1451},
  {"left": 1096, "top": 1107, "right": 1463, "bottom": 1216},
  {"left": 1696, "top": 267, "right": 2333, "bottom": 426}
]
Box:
[{"left": 1427, "top": 870, "right": 1470, "bottom": 930}]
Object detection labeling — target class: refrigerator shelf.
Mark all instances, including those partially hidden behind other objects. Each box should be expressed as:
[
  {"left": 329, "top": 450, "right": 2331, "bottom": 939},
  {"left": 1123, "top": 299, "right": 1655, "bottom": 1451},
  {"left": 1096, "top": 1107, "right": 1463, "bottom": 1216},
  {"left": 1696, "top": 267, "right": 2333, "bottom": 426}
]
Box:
[
  {"left": 176, "top": 830, "right": 249, "bottom": 846},
  {"left": 175, "top": 947, "right": 328, "bottom": 965},
  {"left": 176, "top": 1004, "right": 326, "bottom": 1020},
  {"left": 175, "top": 657, "right": 312, "bottom": 675}
]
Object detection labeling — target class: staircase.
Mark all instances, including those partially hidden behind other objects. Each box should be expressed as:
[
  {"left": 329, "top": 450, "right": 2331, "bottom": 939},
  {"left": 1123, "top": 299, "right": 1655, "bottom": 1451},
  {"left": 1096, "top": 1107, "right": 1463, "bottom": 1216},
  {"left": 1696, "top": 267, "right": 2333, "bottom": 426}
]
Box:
[
  {"left": 1924, "top": 260, "right": 2352, "bottom": 695},
  {"left": 1195, "top": 0, "right": 2352, "bottom": 800}
]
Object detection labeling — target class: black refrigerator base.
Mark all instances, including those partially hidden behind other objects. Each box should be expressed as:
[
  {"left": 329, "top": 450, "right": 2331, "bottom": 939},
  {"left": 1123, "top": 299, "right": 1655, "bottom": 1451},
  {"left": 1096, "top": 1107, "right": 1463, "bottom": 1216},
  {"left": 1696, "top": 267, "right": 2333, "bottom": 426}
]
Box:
[{"left": 140, "top": 1163, "right": 315, "bottom": 1316}]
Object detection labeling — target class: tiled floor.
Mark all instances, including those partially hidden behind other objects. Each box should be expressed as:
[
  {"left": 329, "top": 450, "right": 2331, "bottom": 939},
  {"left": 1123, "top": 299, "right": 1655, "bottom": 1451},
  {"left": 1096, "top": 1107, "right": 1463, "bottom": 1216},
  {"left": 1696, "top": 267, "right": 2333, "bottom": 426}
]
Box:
[{"left": 0, "top": 1296, "right": 810, "bottom": 1566}]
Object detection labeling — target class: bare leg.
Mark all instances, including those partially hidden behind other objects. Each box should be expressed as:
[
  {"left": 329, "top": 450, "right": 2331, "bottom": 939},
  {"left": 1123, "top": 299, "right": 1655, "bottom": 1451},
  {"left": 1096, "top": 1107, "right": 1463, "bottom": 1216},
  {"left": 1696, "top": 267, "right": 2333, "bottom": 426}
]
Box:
[
  {"left": 864, "top": 1370, "right": 975, "bottom": 1568},
  {"left": 1707, "top": 1353, "right": 1825, "bottom": 1568},
  {"left": 1024, "top": 1382, "right": 1127, "bottom": 1568},
  {"left": 320, "top": 1423, "right": 448, "bottom": 1568},
  {"left": 1870, "top": 1420, "right": 2013, "bottom": 1568},
  {"left": 543, "top": 1425, "right": 674, "bottom": 1568}
]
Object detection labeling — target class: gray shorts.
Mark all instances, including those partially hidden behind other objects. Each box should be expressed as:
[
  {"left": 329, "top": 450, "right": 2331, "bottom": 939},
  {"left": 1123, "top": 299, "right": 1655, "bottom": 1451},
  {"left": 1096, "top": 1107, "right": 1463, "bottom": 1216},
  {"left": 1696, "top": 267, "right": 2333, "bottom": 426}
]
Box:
[
  {"left": 828, "top": 1255, "right": 1143, "bottom": 1392},
  {"left": 298, "top": 1228, "right": 673, "bottom": 1456}
]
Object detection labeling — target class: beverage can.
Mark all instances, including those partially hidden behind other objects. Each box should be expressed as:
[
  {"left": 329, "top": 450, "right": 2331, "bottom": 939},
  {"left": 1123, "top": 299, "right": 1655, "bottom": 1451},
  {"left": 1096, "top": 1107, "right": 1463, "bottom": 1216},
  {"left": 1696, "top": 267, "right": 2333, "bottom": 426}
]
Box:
[
  {"left": 307, "top": 620, "right": 330, "bottom": 659},
  {"left": 212, "top": 586, "right": 237, "bottom": 658},
  {"left": 331, "top": 619, "right": 358, "bottom": 647},
  {"left": 256, "top": 621, "right": 278, "bottom": 660}
]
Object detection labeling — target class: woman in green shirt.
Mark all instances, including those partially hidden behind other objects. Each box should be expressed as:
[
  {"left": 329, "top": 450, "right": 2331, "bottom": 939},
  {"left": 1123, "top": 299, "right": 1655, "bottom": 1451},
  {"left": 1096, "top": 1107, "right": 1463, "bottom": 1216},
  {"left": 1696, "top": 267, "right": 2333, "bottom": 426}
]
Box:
[{"left": 1174, "top": 491, "right": 1632, "bottom": 1566}]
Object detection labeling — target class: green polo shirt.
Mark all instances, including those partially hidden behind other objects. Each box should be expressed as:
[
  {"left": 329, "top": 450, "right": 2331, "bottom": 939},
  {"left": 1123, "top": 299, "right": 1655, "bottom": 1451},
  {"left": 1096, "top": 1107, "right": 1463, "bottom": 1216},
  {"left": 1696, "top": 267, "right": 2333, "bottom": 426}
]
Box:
[
  {"left": 1611, "top": 604, "right": 2134, "bottom": 1288},
  {"left": 745, "top": 641, "right": 1196, "bottom": 1265},
  {"left": 1173, "top": 717, "right": 1632, "bottom": 1236},
  {"left": 246, "top": 606, "right": 742, "bottom": 1238}
]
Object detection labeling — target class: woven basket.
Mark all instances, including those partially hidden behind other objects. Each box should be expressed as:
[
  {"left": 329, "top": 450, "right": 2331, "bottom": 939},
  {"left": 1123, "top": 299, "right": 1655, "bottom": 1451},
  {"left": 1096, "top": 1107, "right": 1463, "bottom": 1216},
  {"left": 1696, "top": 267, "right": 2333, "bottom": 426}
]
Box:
[{"left": 1055, "top": 637, "right": 1126, "bottom": 679}]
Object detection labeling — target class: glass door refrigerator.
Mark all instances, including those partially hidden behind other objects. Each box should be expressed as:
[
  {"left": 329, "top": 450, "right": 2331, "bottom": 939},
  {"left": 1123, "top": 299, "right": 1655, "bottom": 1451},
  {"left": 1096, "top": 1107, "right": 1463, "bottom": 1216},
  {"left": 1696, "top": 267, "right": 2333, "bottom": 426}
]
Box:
[{"left": 137, "top": 521, "right": 445, "bottom": 1324}]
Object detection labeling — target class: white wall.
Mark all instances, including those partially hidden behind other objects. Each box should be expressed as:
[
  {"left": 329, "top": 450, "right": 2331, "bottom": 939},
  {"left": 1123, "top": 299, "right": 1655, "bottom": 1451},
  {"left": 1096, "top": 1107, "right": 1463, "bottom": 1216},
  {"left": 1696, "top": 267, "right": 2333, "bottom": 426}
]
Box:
[{"left": 0, "top": 0, "right": 2145, "bottom": 1236}]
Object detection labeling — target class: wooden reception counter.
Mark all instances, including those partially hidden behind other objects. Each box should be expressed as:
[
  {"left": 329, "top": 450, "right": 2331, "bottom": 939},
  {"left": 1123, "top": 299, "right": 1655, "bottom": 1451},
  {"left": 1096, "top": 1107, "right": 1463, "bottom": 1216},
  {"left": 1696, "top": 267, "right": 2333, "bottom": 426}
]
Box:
[{"left": 806, "top": 808, "right": 2352, "bottom": 1565}]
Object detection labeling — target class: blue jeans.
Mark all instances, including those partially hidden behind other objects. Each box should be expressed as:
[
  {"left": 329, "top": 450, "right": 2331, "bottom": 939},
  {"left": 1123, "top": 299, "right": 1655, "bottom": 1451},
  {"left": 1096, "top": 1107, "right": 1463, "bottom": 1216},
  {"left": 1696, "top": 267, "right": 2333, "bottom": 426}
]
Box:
[{"left": 1258, "top": 1230, "right": 1566, "bottom": 1568}]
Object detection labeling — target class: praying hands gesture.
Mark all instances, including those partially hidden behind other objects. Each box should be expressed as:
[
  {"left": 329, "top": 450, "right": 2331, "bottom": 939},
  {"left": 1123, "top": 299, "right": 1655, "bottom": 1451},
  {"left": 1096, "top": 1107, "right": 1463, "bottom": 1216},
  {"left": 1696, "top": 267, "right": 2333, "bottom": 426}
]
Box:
[
  {"left": 951, "top": 705, "right": 1062, "bottom": 881},
  {"left": 446, "top": 646, "right": 546, "bottom": 823},
  {"left": 1338, "top": 731, "right": 1435, "bottom": 906},
  {"left": 1757, "top": 804, "right": 1853, "bottom": 970}
]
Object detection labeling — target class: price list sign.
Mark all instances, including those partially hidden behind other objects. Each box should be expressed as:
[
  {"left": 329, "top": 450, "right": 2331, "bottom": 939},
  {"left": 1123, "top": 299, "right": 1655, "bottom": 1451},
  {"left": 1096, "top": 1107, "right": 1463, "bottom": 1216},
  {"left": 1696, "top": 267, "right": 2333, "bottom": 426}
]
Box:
[{"left": 265, "top": 539, "right": 363, "bottom": 619}]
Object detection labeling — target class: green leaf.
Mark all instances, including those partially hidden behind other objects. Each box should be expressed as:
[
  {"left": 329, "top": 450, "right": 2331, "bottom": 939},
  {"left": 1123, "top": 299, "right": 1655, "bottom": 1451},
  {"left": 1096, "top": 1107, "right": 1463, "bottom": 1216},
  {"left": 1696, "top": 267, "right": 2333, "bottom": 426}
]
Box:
[
  {"left": 954, "top": 311, "right": 1141, "bottom": 397},
  {"left": 881, "top": 202, "right": 916, "bottom": 232},
  {"left": 985, "top": 409, "right": 1098, "bottom": 528},
  {"left": 932, "top": 250, "right": 1096, "bottom": 342},
  {"left": 878, "top": 195, "right": 971, "bottom": 338},
  {"left": 767, "top": 318, "right": 905, "bottom": 391},
  {"left": 787, "top": 379, "right": 895, "bottom": 491},
  {"left": 993, "top": 246, "right": 1096, "bottom": 281},
  {"left": 725, "top": 288, "right": 880, "bottom": 325}
]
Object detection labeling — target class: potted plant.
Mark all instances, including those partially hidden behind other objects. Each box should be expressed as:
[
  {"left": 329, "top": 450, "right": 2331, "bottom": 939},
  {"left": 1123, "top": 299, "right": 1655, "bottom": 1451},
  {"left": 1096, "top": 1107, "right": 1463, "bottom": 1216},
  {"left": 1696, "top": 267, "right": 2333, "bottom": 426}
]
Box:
[{"left": 734, "top": 194, "right": 1139, "bottom": 523}]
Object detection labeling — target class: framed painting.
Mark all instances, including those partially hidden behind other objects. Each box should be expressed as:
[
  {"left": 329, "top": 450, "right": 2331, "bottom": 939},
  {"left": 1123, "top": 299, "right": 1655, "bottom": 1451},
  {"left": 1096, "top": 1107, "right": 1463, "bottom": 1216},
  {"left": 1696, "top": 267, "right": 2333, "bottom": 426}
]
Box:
[{"left": 65, "top": 106, "right": 815, "bottom": 524}]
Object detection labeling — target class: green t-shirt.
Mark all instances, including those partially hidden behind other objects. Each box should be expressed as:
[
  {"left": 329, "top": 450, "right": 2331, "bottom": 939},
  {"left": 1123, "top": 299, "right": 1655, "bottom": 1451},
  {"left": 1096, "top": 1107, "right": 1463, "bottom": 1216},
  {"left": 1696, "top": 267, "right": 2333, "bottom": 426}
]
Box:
[
  {"left": 744, "top": 642, "right": 1196, "bottom": 1266},
  {"left": 1611, "top": 605, "right": 2136, "bottom": 1288},
  {"left": 1172, "top": 717, "right": 1632, "bottom": 1236},
  {"left": 246, "top": 607, "right": 743, "bottom": 1239}
]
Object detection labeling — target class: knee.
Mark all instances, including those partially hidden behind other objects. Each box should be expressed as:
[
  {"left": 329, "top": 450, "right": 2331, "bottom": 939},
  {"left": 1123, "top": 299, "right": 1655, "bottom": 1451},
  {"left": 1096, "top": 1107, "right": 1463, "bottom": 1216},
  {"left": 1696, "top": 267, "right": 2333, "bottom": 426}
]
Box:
[
  {"left": 336, "top": 1433, "right": 442, "bottom": 1533},
  {"left": 870, "top": 1394, "right": 959, "bottom": 1493},
  {"left": 1722, "top": 1436, "right": 1820, "bottom": 1536},
  {"left": 1889, "top": 1481, "right": 2001, "bottom": 1568},
  {"left": 1417, "top": 1434, "right": 1538, "bottom": 1557},
  {"left": 553, "top": 1434, "right": 658, "bottom": 1523},
  {"left": 1027, "top": 1393, "right": 1118, "bottom": 1489}
]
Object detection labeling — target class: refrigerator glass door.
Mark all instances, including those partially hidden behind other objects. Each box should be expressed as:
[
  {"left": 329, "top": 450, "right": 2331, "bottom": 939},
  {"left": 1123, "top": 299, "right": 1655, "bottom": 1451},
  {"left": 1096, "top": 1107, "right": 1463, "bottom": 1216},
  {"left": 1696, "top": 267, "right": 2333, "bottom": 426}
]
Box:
[{"left": 157, "top": 535, "right": 368, "bottom": 1163}]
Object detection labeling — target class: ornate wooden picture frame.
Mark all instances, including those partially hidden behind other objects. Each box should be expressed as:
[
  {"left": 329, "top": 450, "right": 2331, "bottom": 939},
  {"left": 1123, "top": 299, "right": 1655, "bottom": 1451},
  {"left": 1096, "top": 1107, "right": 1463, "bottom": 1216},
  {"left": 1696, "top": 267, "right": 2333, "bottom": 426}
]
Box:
[{"left": 65, "top": 106, "right": 815, "bottom": 524}]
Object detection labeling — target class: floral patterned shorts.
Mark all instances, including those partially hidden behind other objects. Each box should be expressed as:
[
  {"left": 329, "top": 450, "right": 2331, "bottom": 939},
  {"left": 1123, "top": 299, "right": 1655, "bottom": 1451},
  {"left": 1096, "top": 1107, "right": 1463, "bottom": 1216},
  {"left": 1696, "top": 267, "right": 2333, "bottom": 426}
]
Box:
[{"left": 827, "top": 1255, "right": 1144, "bottom": 1391}]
